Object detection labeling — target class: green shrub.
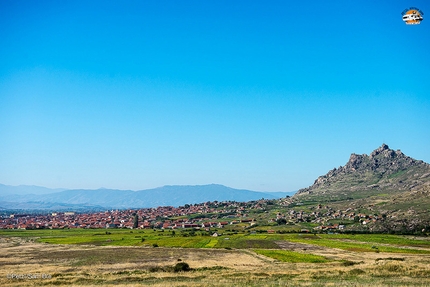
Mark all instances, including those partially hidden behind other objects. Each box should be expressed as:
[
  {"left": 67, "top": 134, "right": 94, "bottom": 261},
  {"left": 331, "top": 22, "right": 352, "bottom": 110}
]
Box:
[
  {"left": 341, "top": 260, "right": 362, "bottom": 266},
  {"left": 148, "top": 266, "right": 166, "bottom": 272},
  {"left": 349, "top": 268, "right": 365, "bottom": 275},
  {"left": 174, "top": 262, "right": 190, "bottom": 272}
]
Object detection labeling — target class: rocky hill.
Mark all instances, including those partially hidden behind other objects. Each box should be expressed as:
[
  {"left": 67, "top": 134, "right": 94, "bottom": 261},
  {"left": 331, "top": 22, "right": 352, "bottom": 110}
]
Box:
[
  {"left": 291, "top": 144, "right": 430, "bottom": 232},
  {"left": 296, "top": 144, "right": 430, "bottom": 199}
]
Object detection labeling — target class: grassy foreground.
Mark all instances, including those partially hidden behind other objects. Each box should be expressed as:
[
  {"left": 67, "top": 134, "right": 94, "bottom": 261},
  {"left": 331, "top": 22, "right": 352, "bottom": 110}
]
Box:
[{"left": 1, "top": 229, "right": 430, "bottom": 286}]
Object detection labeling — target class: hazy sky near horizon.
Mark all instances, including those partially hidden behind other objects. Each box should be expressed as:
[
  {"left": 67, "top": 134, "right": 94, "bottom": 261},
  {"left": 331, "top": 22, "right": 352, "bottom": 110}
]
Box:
[{"left": 1, "top": 1, "right": 429, "bottom": 192}]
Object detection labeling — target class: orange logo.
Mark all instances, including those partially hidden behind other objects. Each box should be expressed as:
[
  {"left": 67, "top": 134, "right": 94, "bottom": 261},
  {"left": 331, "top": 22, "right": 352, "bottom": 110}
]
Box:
[{"left": 402, "top": 8, "right": 424, "bottom": 25}]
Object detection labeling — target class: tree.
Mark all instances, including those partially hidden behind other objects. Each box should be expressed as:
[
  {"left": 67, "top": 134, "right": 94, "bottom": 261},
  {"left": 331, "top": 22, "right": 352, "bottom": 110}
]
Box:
[
  {"left": 276, "top": 218, "right": 287, "bottom": 225},
  {"left": 133, "top": 214, "right": 139, "bottom": 229}
]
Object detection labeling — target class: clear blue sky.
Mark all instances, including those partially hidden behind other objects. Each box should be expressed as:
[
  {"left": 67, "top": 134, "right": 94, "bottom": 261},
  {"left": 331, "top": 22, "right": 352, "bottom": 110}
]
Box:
[{"left": 1, "top": 0, "right": 429, "bottom": 192}]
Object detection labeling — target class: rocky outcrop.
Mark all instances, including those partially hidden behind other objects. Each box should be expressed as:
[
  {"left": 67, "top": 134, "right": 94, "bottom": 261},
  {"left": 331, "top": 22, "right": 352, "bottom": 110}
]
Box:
[{"left": 296, "top": 144, "right": 430, "bottom": 196}]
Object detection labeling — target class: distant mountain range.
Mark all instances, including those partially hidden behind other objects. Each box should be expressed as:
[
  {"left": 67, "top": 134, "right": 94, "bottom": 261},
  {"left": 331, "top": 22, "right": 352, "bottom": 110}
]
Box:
[{"left": 0, "top": 184, "right": 295, "bottom": 211}]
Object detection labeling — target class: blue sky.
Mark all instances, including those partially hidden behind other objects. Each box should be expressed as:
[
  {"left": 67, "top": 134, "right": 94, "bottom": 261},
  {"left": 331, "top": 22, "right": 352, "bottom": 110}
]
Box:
[{"left": 1, "top": 1, "right": 429, "bottom": 192}]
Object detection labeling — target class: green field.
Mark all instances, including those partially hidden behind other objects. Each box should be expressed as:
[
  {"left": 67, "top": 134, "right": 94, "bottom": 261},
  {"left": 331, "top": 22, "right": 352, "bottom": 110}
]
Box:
[{"left": 1, "top": 229, "right": 429, "bottom": 254}]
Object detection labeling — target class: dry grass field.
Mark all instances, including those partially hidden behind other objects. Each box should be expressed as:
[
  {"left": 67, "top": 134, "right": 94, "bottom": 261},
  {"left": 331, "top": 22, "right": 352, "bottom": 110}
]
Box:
[{"left": 1, "top": 235, "right": 430, "bottom": 287}]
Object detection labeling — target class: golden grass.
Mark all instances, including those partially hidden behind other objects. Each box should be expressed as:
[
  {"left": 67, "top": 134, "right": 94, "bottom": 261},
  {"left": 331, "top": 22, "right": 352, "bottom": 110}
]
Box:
[{"left": 1, "top": 236, "right": 430, "bottom": 286}]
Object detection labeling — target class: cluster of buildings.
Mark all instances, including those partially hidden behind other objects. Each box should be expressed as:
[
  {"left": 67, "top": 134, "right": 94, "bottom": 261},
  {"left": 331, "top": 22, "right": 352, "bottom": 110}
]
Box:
[
  {"left": 0, "top": 201, "right": 258, "bottom": 230},
  {"left": 0, "top": 199, "right": 380, "bottom": 231}
]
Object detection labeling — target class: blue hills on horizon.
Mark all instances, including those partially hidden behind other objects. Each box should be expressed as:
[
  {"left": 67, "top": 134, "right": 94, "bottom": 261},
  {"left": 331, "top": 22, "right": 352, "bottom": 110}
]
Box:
[{"left": 0, "top": 183, "right": 295, "bottom": 211}]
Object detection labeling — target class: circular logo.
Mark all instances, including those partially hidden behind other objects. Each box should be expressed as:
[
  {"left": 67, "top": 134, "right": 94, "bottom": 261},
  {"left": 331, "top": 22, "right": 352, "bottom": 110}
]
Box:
[{"left": 402, "top": 8, "right": 424, "bottom": 25}]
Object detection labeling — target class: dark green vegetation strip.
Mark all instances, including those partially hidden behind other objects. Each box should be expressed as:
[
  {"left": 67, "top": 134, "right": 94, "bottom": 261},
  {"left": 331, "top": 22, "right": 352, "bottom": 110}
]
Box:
[{"left": 254, "top": 249, "right": 329, "bottom": 263}]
